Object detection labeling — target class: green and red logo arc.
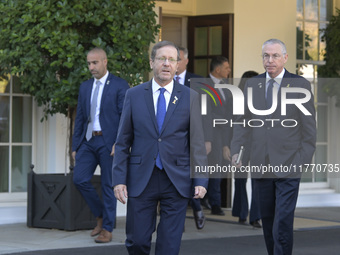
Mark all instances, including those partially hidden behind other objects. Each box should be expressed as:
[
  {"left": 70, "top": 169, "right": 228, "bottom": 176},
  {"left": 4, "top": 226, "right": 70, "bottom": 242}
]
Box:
[{"left": 198, "top": 82, "right": 223, "bottom": 106}]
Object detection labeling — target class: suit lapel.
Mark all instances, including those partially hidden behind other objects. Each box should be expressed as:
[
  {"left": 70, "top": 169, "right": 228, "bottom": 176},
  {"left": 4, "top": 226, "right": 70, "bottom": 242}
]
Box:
[
  {"left": 144, "top": 81, "right": 158, "bottom": 132},
  {"left": 272, "top": 70, "right": 291, "bottom": 118},
  {"left": 86, "top": 79, "right": 94, "bottom": 118},
  {"left": 251, "top": 75, "right": 266, "bottom": 113},
  {"left": 160, "top": 82, "right": 182, "bottom": 134},
  {"left": 100, "top": 73, "right": 112, "bottom": 108}
]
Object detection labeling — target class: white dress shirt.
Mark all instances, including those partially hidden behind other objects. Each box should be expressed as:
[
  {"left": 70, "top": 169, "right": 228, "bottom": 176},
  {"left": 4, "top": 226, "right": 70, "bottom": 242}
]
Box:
[
  {"left": 265, "top": 69, "right": 285, "bottom": 97},
  {"left": 152, "top": 78, "right": 173, "bottom": 115},
  {"left": 91, "top": 71, "right": 109, "bottom": 131}
]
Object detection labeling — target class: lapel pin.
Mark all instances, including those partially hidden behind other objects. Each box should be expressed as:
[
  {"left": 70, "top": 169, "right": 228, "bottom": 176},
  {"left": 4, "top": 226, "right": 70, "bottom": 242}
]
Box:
[
  {"left": 172, "top": 96, "right": 178, "bottom": 104},
  {"left": 106, "top": 80, "right": 110, "bottom": 85},
  {"left": 258, "top": 83, "right": 262, "bottom": 88},
  {"left": 287, "top": 84, "right": 290, "bottom": 88}
]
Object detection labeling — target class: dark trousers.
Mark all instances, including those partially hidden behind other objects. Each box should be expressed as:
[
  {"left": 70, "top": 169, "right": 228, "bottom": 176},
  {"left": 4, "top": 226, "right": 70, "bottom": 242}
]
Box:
[
  {"left": 256, "top": 178, "right": 300, "bottom": 255},
  {"left": 73, "top": 136, "right": 116, "bottom": 232},
  {"left": 126, "top": 167, "right": 189, "bottom": 255},
  {"left": 232, "top": 178, "right": 261, "bottom": 222},
  {"left": 207, "top": 178, "right": 222, "bottom": 207}
]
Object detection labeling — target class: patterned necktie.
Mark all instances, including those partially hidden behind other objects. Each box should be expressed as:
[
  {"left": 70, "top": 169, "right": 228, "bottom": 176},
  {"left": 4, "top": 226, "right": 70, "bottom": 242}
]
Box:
[
  {"left": 156, "top": 88, "right": 166, "bottom": 169},
  {"left": 266, "top": 79, "right": 275, "bottom": 109},
  {"left": 175, "top": 76, "right": 180, "bottom": 84},
  {"left": 86, "top": 80, "right": 101, "bottom": 141}
]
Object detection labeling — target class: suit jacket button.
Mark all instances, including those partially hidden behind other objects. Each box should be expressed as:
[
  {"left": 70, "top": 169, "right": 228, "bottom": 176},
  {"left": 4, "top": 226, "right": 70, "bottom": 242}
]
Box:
[{"left": 158, "top": 138, "right": 162, "bottom": 142}]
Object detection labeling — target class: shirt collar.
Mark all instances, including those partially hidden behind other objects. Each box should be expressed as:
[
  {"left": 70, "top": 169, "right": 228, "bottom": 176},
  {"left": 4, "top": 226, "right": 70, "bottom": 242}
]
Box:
[
  {"left": 152, "top": 78, "right": 174, "bottom": 95},
  {"left": 96, "top": 71, "right": 109, "bottom": 85},
  {"left": 176, "top": 70, "right": 187, "bottom": 82},
  {"left": 266, "top": 69, "right": 285, "bottom": 86},
  {"left": 209, "top": 73, "right": 222, "bottom": 85}
]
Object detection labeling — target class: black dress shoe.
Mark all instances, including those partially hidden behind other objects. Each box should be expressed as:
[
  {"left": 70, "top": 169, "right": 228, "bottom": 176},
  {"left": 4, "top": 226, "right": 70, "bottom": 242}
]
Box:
[
  {"left": 238, "top": 218, "right": 247, "bottom": 225},
  {"left": 250, "top": 220, "right": 262, "bottom": 228},
  {"left": 201, "top": 197, "right": 211, "bottom": 210},
  {"left": 193, "top": 210, "right": 206, "bottom": 230},
  {"left": 211, "top": 206, "right": 225, "bottom": 216}
]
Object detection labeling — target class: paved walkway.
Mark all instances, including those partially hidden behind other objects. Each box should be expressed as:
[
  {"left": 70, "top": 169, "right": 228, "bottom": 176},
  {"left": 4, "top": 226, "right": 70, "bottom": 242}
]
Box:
[
  {"left": 1, "top": 192, "right": 340, "bottom": 254},
  {"left": 1, "top": 206, "right": 340, "bottom": 254}
]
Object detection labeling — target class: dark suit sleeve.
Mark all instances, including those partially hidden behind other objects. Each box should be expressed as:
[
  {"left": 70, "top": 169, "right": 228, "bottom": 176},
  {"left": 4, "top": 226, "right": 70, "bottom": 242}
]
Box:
[
  {"left": 117, "top": 81, "right": 129, "bottom": 116},
  {"left": 190, "top": 91, "right": 209, "bottom": 188},
  {"left": 112, "top": 89, "right": 133, "bottom": 186},
  {"left": 297, "top": 78, "right": 316, "bottom": 164},
  {"left": 72, "top": 84, "right": 86, "bottom": 152},
  {"left": 222, "top": 89, "right": 234, "bottom": 147},
  {"left": 230, "top": 81, "right": 252, "bottom": 156}
]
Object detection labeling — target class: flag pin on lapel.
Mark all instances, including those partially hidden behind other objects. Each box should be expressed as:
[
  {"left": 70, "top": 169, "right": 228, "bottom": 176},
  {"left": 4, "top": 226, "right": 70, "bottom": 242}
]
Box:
[{"left": 172, "top": 96, "right": 178, "bottom": 104}]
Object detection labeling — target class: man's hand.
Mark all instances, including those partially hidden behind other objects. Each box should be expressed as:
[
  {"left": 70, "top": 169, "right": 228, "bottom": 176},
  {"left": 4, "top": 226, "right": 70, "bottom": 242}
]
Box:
[
  {"left": 231, "top": 154, "right": 242, "bottom": 168},
  {"left": 114, "top": 184, "right": 128, "bottom": 204},
  {"left": 223, "top": 146, "right": 231, "bottom": 161},
  {"left": 72, "top": 151, "right": 76, "bottom": 161},
  {"left": 205, "top": 141, "right": 212, "bottom": 155},
  {"left": 193, "top": 186, "right": 207, "bottom": 199},
  {"left": 110, "top": 144, "right": 115, "bottom": 156}
]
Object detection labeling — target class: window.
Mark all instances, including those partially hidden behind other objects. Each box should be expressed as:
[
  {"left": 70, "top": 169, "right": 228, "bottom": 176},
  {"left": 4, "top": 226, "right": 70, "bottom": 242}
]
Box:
[
  {"left": 0, "top": 75, "right": 32, "bottom": 193},
  {"left": 296, "top": 0, "right": 332, "bottom": 183}
]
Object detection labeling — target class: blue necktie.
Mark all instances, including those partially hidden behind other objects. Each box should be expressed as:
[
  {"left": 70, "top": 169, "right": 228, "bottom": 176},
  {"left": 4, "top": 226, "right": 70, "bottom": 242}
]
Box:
[
  {"left": 266, "top": 79, "right": 275, "bottom": 109},
  {"left": 156, "top": 88, "right": 166, "bottom": 169},
  {"left": 86, "top": 80, "right": 101, "bottom": 141}
]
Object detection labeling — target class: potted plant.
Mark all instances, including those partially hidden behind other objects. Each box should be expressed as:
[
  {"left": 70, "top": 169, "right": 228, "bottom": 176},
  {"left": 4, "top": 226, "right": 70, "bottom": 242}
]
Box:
[{"left": 0, "top": 0, "right": 159, "bottom": 230}]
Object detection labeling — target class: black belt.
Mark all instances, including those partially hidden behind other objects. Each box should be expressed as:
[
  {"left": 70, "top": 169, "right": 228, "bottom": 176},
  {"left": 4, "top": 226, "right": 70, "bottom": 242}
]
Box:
[{"left": 92, "top": 131, "right": 103, "bottom": 136}]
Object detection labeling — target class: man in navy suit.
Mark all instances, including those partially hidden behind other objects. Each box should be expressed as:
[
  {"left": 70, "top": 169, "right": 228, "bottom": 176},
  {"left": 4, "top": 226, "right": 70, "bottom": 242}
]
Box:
[
  {"left": 202, "top": 56, "right": 233, "bottom": 216},
  {"left": 113, "top": 41, "right": 208, "bottom": 255},
  {"left": 231, "top": 39, "right": 316, "bottom": 255},
  {"left": 72, "top": 48, "right": 129, "bottom": 243}
]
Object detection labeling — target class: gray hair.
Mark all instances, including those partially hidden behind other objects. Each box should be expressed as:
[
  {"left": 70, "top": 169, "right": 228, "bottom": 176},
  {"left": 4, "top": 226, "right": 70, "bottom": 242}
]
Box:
[
  {"left": 177, "top": 46, "right": 188, "bottom": 59},
  {"left": 262, "top": 39, "right": 287, "bottom": 55}
]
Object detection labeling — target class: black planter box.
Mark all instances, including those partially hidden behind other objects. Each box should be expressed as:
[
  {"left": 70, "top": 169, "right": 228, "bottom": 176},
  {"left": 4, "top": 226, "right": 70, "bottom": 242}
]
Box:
[{"left": 27, "top": 170, "right": 101, "bottom": 231}]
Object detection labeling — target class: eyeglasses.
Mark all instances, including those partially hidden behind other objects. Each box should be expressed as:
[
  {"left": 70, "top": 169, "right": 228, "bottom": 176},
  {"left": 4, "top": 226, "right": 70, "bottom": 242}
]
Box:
[
  {"left": 262, "top": 53, "right": 284, "bottom": 61},
  {"left": 155, "top": 57, "right": 178, "bottom": 64}
]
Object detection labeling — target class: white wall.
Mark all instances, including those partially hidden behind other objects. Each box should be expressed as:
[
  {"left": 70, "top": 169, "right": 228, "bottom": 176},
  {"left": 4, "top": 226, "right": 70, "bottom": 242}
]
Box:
[{"left": 234, "top": 0, "right": 296, "bottom": 78}]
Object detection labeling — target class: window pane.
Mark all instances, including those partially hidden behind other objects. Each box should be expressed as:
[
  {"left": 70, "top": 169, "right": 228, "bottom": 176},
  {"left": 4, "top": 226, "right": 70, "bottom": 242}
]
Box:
[
  {"left": 319, "top": 23, "right": 326, "bottom": 61},
  {"left": 316, "top": 105, "right": 327, "bottom": 143},
  {"left": 320, "top": 0, "right": 332, "bottom": 21},
  {"left": 0, "top": 96, "right": 10, "bottom": 143},
  {"left": 297, "top": 0, "right": 304, "bottom": 19},
  {"left": 194, "top": 59, "right": 208, "bottom": 77},
  {"left": 305, "top": 22, "right": 319, "bottom": 61},
  {"left": 317, "top": 77, "right": 328, "bottom": 103},
  {"left": 305, "top": 0, "right": 318, "bottom": 20},
  {"left": 0, "top": 146, "right": 9, "bottom": 192},
  {"left": 195, "top": 27, "right": 208, "bottom": 56},
  {"left": 296, "top": 22, "right": 304, "bottom": 60},
  {"left": 12, "top": 146, "right": 32, "bottom": 192},
  {"left": 12, "top": 97, "right": 32, "bottom": 143},
  {"left": 209, "top": 26, "right": 222, "bottom": 55}
]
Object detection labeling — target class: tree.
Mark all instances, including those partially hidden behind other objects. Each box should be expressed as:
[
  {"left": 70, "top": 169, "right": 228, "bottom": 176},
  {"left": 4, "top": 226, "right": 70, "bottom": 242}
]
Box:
[
  {"left": 0, "top": 0, "right": 159, "bottom": 166},
  {"left": 319, "top": 8, "right": 340, "bottom": 106}
]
